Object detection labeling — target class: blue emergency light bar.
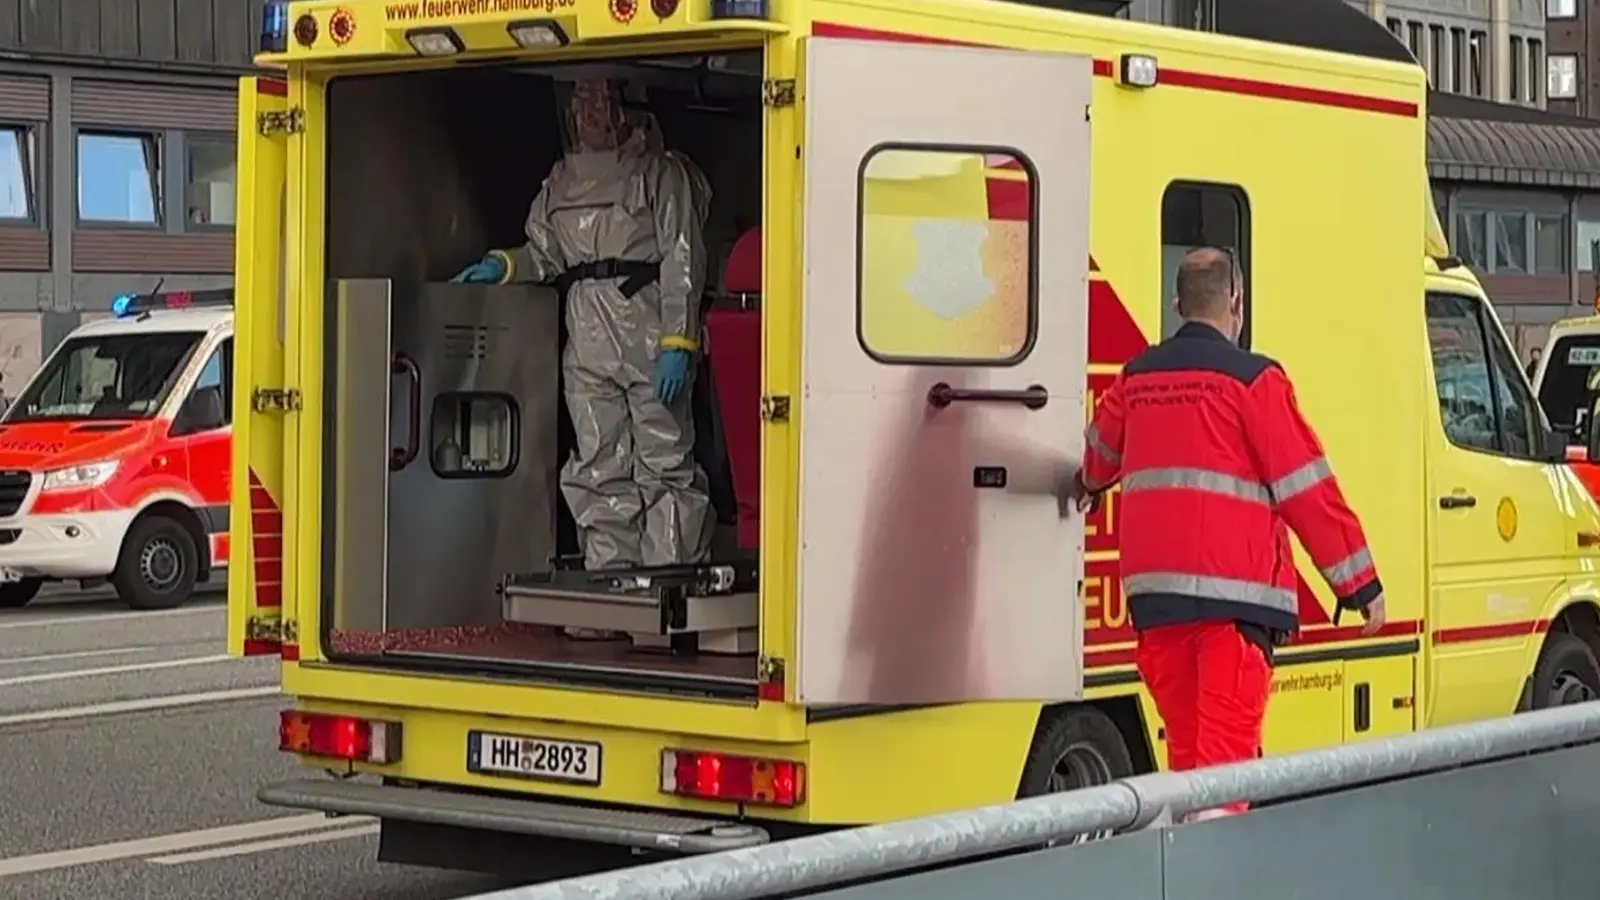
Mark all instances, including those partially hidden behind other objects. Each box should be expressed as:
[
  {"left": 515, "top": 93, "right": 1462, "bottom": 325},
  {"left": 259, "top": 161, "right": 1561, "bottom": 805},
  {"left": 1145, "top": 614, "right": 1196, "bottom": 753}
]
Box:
[
  {"left": 261, "top": 0, "right": 290, "bottom": 53},
  {"left": 710, "top": 0, "right": 769, "bottom": 17},
  {"left": 111, "top": 289, "right": 235, "bottom": 319}
]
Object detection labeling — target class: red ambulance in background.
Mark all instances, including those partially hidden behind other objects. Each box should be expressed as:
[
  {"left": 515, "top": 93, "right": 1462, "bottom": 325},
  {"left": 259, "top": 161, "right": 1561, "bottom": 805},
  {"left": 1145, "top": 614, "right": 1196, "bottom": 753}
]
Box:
[{"left": 0, "top": 289, "right": 232, "bottom": 610}]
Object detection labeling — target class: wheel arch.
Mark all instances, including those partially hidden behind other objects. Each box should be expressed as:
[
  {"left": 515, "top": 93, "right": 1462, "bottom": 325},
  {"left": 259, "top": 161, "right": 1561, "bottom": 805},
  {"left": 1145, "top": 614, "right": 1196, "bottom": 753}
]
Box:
[
  {"left": 122, "top": 499, "right": 211, "bottom": 582},
  {"left": 1016, "top": 690, "right": 1159, "bottom": 800}
]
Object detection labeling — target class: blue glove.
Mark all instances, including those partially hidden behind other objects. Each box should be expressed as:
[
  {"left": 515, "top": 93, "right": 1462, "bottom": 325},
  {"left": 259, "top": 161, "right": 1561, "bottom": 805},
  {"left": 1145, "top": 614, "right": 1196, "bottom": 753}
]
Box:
[
  {"left": 652, "top": 349, "right": 692, "bottom": 404},
  {"left": 450, "top": 254, "right": 506, "bottom": 284}
]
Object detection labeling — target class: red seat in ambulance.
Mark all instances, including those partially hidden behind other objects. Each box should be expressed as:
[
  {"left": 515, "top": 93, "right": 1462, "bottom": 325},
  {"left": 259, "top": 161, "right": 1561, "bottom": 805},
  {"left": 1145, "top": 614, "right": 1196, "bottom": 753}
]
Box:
[{"left": 705, "top": 227, "right": 762, "bottom": 550}]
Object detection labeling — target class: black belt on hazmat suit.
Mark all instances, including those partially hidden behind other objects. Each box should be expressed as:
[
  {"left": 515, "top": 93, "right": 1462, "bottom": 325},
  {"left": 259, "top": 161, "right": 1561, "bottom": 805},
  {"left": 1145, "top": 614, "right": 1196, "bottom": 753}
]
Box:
[{"left": 553, "top": 259, "right": 660, "bottom": 299}]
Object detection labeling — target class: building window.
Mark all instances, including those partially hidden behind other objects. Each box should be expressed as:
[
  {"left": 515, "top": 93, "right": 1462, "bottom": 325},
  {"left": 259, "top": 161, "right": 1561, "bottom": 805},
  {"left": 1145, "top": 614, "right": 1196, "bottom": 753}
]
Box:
[
  {"left": 185, "top": 137, "right": 236, "bottom": 228},
  {"left": 1493, "top": 212, "right": 1528, "bottom": 273},
  {"left": 1468, "top": 31, "right": 1486, "bottom": 97},
  {"left": 857, "top": 147, "right": 1036, "bottom": 365},
  {"left": 1548, "top": 0, "right": 1577, "bottom": 17},
  {"left": 1407, "top": 22, "right": 1424, "bottom": 61},
  {"left": 1550, "top": 54, "right": 1579, "bottom": 100},
  {"left": 1430, "top": 25, "right": 1447, "bottom": 90},
  {"left": 1510, "top": 36, "right": 1524, "bottom": 102},
  {"left": 1530, "top": 39, "right": 1544, "bottom": 104},
  {"left": 1386, "top": 17, "right": 1403, "bottom": 37},
  {"left": 0, "top": 125, "right": 36, "bottom": 223},
  {"left": 1160, "top": 182, "right": 1251, "bottom": 346},
  {"left": 1534, "top": 215, "right": 1568, "bottom": 276},
  {"left": 1454, "top": 209, "right": 1488, "bottom": 269},
  {"left": 77, "top": 131, "right": 159, "bottom": 225},
  {"left": 1451, "top": 29, "right": 1467, "bottom": 95},
  {"left": 1427, "top": 291, "right": 1541, "bottom": 459},
  {"left": 1577, "top": 219, "right": 1600, "bottom": 272}
]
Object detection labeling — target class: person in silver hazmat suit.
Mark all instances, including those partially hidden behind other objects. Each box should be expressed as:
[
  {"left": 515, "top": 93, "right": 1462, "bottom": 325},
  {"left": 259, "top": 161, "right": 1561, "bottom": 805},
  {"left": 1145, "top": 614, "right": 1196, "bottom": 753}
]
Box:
[{"left": 453, "top": 78, "right": 715, "bottom": 576}]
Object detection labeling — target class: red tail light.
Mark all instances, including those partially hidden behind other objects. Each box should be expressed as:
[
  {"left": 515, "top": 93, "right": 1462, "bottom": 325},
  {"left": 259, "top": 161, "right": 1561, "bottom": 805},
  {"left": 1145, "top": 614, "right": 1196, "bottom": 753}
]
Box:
[
  {"left": 279, "top": 710, "right": 401, "bottom": 765},
  {"left": 660, "top": 749, "right": 805, "bottom": 807}
]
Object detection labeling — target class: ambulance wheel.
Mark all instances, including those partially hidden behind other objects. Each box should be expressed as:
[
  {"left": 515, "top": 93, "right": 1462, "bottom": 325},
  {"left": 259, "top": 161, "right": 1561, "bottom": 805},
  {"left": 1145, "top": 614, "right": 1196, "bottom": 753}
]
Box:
[
  {"left": 113, "top": 515, "right": 198, "bottom": 611},
  {"left": 1530, "top": 631, "right": 1600, "bottom": 709},
  {"left": 1017, "top": 706, "right": 1135, "bottom": 842},
  {"left": 0, "top": 577, "right": 42, "bottom": 608}
]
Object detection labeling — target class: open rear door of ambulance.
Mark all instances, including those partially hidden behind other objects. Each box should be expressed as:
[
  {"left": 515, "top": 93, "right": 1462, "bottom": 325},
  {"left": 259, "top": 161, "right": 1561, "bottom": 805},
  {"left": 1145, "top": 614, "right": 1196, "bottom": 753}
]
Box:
[
  {"left": 227, "top": 76, "right": 292, "bottom": 658},
  {"left": 797, "top": 35, "right": 1092, "bottom": 705}
]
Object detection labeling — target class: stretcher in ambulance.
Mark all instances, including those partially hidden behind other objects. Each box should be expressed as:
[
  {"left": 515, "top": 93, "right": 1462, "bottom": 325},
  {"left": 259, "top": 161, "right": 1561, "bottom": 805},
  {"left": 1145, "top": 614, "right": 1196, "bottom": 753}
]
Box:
[
  {"left": 230, "top": 0, "right": 1600, "bottom": 881},
  {"left": 0, "top": 290, "right": 233, "bottom": 610}
]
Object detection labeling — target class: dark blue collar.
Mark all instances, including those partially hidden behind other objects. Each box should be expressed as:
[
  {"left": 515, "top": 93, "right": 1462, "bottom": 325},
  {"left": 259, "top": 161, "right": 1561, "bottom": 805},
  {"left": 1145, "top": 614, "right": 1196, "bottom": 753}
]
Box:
[{"left": 1176, "top": 321, "right": 1232, "bottom": 343}]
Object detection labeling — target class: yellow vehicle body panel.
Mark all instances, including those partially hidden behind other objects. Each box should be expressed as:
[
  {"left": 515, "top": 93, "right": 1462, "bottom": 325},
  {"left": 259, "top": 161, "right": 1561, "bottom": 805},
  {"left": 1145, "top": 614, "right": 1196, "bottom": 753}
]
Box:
[{"left": 231, "top": 0, "right": 1600, "bottom": 835}]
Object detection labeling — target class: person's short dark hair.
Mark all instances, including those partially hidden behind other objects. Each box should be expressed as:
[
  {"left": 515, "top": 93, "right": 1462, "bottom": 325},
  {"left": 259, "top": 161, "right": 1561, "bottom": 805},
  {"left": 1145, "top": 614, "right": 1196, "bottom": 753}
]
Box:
[{"left": 1175, "top": 247, "right": 1240, "bottom": 319}]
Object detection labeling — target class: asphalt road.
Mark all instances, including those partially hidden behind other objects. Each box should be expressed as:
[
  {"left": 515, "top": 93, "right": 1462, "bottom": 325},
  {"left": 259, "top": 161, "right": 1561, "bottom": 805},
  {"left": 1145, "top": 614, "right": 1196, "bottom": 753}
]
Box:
[{"left": 0, "top": 583, "right": 515, "bottom": 900}]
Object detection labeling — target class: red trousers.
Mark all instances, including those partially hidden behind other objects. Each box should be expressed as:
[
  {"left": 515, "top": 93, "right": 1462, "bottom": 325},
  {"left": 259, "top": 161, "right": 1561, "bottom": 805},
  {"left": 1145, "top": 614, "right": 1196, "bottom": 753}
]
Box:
[{"left": 1136, "top": 621, "right": 1272, "bottom": 814}]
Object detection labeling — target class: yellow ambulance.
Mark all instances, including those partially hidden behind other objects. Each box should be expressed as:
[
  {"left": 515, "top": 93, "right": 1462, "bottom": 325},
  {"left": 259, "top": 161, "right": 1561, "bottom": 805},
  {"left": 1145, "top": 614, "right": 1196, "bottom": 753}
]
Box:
[{"left": 228, "top": 0, "right": 1600, "bottom": 877}]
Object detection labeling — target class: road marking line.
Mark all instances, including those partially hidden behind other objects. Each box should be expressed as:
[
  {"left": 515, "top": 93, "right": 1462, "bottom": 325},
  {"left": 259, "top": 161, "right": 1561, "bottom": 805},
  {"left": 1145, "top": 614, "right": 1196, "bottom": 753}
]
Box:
[
  {"left": 0, "top": 646, "right": 157, "bottom": 667},
  {"left": 0, "top": 605, "right": 218, "bottom": 630},
  {"left": 0, "top": 813, "right": 370, "bottom": 877},
  {"left": 0, "top": 685, "right": 280, "bottom": 726},
  {"left": 146, "top": 822, "right": 380, "bottom": 865},
  {"left": 0, "top": 654, "right": 234, "bottom": 687}
]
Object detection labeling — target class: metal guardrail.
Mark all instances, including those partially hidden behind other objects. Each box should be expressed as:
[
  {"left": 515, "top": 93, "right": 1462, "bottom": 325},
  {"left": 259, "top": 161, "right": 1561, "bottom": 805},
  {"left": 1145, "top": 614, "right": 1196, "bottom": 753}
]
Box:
[{"left": 459, "top": 701, "right": 1600, "bottom": 900}]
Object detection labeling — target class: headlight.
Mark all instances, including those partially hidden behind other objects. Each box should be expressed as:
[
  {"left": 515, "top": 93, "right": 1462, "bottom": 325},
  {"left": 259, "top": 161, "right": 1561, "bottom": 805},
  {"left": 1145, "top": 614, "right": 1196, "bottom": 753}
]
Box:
[{"left": 40, "top": 460, "right": 119, "bottom": 492}]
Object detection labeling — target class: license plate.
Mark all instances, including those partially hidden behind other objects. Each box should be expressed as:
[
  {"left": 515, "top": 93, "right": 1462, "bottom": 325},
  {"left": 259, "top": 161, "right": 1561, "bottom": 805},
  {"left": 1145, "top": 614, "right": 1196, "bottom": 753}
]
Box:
[{"left": 466, "top": 731, "right": 602, "bottom": 785}]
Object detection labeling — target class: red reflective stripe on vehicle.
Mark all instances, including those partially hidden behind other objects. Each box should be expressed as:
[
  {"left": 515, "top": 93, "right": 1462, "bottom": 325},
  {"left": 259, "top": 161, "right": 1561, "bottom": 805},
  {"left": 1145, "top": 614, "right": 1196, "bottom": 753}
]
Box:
[
  {"left": 242, "top": 638, "right": 281, "bottom": 656},
  {"left": 249, "top": 468, "right": 283, "bottom": 610},
  {"left": 1432, "top": 619, "right": 1551, "bottom": 645},
  {"left": 812, "top": 21, "right": 1416, "bottom": 117},
  {"left": 1084, "top": 619, "right": 1425, "bottom": 670}
]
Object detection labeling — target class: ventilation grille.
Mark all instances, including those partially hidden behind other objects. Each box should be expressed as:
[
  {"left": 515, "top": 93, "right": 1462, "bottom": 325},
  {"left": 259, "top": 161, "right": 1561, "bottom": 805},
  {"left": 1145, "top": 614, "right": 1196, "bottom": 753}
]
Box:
[{"left": 440, "top": 324, "right": 510, "bottom": 360}]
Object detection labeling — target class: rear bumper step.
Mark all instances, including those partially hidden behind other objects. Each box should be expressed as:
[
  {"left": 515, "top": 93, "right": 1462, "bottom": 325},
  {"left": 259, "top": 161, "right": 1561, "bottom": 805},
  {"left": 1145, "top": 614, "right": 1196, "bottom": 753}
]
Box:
[{"left": 257, "top": 779, "right": 771, "bottom": 853}]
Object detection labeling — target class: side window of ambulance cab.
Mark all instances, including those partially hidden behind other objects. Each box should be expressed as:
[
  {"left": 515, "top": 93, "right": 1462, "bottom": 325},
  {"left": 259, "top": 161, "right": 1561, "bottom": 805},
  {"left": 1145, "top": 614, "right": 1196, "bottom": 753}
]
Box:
[
  {"left": 186, "top": 338, "right": 233, "bottom": 429},
  {"left": 1160, "top": 182, "right": 1251, "bottom": 346},
  {"left": 1426, "top": 292, "right": 1542, "bottom": 459}
]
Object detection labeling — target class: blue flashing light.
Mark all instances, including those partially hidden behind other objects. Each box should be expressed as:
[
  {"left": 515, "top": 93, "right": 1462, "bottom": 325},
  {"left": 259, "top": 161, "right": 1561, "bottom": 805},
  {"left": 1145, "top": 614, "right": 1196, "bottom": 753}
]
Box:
[
  {"left": 261, "top": 0, "right": 290, "bottom": 53},
  {"left": 111, "top": 294, "right": 136, "bottom": 318},
  {"left": 709, "top": 0, "right": 769, "bottom": 18}
]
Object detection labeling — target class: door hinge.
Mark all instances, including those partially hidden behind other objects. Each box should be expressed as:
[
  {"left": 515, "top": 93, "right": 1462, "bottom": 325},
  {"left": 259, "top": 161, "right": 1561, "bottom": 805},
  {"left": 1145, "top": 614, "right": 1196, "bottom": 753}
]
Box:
[
  {"left": 762, "top": 79, "right": 796, "bottom": 107},
  {"left": 246, "top": 615, "right": 298, "bottom": 644},
  {"left": 252, "top": 387, "right": 303, "bottom": 413},
  {"left": 257, "top": 107, "right": 305, "bottom": 136},
  {"left": 760, "top": 394, "right": 791, "bottom": 422}
]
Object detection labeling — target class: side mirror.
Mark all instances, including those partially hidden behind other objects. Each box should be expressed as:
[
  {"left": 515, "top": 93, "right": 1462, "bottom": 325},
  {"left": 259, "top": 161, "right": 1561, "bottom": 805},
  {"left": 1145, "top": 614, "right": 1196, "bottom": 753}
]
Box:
[
  {"left": 1544, "top": 426, "right": 1572, "bottom": 463},
  {"left": 172, "top": 386, "right": 227, "bottom": 436}
]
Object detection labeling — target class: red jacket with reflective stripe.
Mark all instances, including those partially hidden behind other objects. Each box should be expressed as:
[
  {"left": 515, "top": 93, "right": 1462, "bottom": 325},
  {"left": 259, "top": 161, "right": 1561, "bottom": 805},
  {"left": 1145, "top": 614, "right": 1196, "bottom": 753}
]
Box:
[{"left": 1082, "top": 322, "right": 1382, "bottom": 637}]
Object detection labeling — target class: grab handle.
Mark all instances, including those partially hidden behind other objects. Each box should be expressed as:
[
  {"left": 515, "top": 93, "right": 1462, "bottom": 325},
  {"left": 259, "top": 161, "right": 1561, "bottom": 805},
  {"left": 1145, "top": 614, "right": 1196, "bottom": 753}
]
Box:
[
  {"left": 927, "top": 382, "right": 1050, "bottom": 411},
  {"left": 391, "top": 352, "right": 421, "bottom": 471}
]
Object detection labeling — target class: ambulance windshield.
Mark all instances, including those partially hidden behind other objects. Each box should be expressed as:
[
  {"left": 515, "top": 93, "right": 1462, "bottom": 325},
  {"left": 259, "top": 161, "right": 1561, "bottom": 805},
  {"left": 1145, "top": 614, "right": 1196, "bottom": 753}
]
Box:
[
  {"left": 7, "top": 332, "right": 204, "bottom": 422},
  {"left": 1537, "top": 332, "right": 1600, "bottom": 441}
]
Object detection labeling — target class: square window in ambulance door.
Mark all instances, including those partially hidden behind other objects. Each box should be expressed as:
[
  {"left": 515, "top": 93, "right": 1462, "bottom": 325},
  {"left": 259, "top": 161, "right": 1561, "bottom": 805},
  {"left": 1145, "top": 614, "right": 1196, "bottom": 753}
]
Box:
[
  {"left": 1425, "top": 291, "right": 1563, "bottom": 726},
  {"left": 1159, "top": 183, "right": 1250, "bottom": 347}
]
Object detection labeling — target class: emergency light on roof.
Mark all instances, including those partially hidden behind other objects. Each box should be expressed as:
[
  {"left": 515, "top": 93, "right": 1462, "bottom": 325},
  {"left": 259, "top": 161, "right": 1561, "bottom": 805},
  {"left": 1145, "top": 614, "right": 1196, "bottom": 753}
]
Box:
[
  {"left": 1118, "top": 54, "right": 1159, "bottom": 88},
  {"left": 260, "top": 0, "right": 289, "bottom": 53},
  {"left": 111, "top": 288, "right": 235, "bottom": 319},
  {"left": 710, "top": 0, "right": 769, "bottom": 19},
  {"left": 406, "top": 27, "right": 464, "bottom": 57},
  {"left": 508, "top": 20, "right": 570, "bottom": 49}
]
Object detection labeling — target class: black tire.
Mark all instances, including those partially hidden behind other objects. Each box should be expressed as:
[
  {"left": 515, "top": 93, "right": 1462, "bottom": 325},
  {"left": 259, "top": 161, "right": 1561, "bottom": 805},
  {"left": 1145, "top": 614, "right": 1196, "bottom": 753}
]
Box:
[
  {"left": 112, "top": 515, "right": 199, "bottom": 611},
  {"left": 1529, "top": 631, "right": 1600, "bottom": 709},
  {"left": 0, "top": 577, "right": 43, "bottom": 609},
  {"left": 1016, "top": 706, "right": 1136, "bottom": 843}
]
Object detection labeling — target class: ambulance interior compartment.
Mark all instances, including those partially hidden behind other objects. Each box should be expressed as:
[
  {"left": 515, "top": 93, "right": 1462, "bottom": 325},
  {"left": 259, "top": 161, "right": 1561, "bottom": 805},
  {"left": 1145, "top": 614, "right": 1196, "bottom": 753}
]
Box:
[{"left": 318, "top": 51, "right": 766, "bottom": 695}]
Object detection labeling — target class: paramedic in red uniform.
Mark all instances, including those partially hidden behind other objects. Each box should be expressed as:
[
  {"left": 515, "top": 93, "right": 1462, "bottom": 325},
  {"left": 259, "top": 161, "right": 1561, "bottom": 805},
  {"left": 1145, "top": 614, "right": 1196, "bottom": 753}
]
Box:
[{"left": 1071, "top": 247, "right": 1386, "bottom": 818}]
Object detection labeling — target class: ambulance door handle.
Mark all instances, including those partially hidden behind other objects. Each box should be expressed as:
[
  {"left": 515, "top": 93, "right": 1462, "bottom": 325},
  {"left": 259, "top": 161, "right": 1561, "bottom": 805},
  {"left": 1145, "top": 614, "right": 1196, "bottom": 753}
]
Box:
[
  {"left": 391, "top": 352, "right": 422, "bottom": 472},
  {"left": 927, "top": 382, "right": 1049, "bottom": 411},
  {"left": 1438, "top": 494, "right": 1477, "bottom": 510}
]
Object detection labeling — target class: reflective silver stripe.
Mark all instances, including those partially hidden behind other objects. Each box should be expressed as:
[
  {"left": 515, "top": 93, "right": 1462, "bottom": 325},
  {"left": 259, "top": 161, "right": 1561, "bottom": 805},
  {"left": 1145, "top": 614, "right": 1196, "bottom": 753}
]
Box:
[
  {"left": 1085, "top": 424, "right": 1120, "bottom": 464},
  {"left": 1122, "top": 467, "right": 1272, "bottom": 504},
  {"left": 1320, "top": 548, "right": 1374, "bottom": 587},
  {"left": 1124, "top": 572, "right": 1298, "bottom": 614},
  {"left": 1269, "top": 458, "right": 1333, "bottom": 504}
]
